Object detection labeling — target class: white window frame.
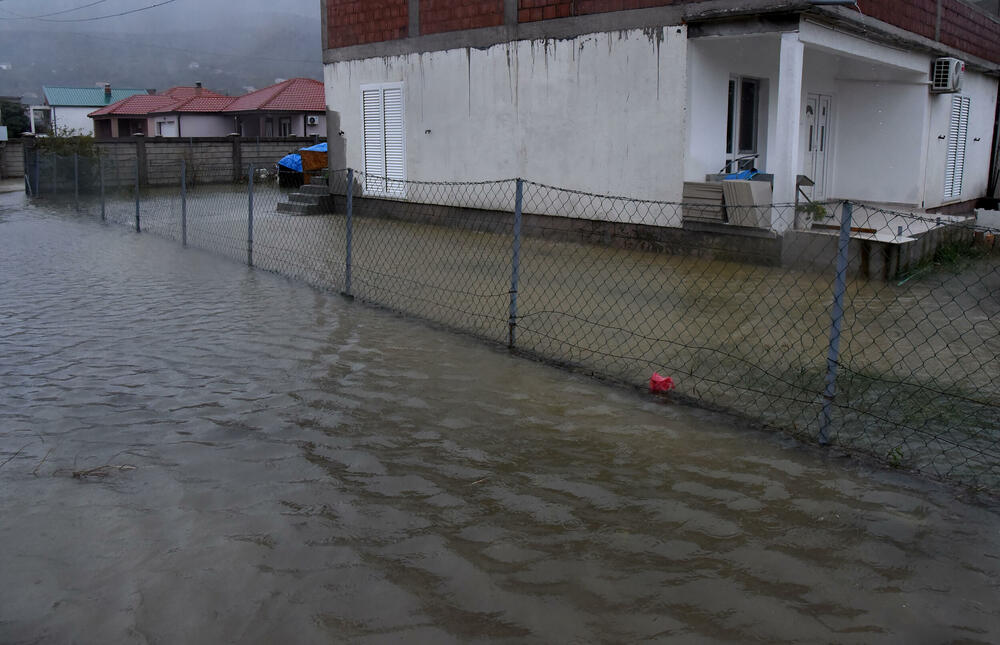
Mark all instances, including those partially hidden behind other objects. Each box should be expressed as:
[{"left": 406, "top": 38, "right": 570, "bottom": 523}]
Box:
[
  {"left": 360, "top": 81, "right": 406, "bottom": 198},
  {"left": 279, "top": 117, "right": 292, "bottom": 137},
  {"left": 725, "top": 76, "right": 761, "bottom": 173}
]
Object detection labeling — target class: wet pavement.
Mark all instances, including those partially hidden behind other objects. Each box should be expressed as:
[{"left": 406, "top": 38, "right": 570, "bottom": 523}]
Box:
[{"left": 1, "top": 189, "right": 999, "bottom": 643}]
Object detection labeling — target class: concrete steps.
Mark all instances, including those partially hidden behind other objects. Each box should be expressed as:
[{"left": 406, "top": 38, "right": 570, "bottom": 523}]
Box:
[{"left": 276, "top": 178, "right": 337, "bottom": 215}]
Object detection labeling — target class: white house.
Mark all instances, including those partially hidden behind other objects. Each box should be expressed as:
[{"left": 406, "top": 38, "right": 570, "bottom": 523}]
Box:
[
  {"left": 43, "top": 85, "right": 151, "bottom": 135},
  {"left": 320, "top": 0, "right": 1000, "bottom": 230}
]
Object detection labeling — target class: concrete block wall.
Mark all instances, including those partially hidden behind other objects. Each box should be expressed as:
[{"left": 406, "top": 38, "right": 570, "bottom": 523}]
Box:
[
  {"left": 58, "top": 137, "right": 326, "bottom": 189},
  {"left": 1, "top": 141, "right": 24, "bottom": 179},
  {"left": 242, "top": 140, "right": 307, "bottom": 169}
]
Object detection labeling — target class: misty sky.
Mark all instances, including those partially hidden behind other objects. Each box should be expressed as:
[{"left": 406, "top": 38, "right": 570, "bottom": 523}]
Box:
[
  {"left": 0, "top": 0, "right": 324, "bottom": 98},
  {"left": 0, "top": 0, "right": 317, "bottom": 32}
]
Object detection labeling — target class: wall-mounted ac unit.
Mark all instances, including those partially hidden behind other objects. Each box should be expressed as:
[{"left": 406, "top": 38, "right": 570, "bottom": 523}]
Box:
[
  {"left": 931, "top": 57, "right": 965, "bottom": 93},
  {"left": 306, "top": 115, "right": 320, "bottom": 126}
]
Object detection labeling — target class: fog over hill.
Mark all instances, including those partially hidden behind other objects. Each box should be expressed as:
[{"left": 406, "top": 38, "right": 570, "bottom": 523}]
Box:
[{"left": 0, "top": 0, "right": 322, "bottom": 102}]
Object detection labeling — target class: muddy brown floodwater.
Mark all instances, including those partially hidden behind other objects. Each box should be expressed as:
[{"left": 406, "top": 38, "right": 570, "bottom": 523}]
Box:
[{"left": 2, "top": 190, "right": 999, "bottom": 643}]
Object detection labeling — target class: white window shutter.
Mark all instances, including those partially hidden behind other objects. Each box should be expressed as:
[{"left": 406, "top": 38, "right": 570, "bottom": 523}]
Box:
[
  {"left": 382, "top": 86, "right": 405, "bottom": 196},
  {"left": 944, "top": 95, "right": 970, "bottom": 200},
  {"left": 362, "top": 87, "right": 385, "bottom": 195},
  {"left": 360, "top": 83, "right": 405, "bottom": 197}
]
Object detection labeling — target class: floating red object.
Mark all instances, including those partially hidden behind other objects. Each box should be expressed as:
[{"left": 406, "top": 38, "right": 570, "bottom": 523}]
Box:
[{"left": 649, "top": 372, "right": 675, "bottom": 393}]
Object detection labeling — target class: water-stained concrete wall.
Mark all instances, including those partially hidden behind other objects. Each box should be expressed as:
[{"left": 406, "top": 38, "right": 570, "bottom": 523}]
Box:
[{"left": 324, "top": 25, "right": 688, "bottom": 206}]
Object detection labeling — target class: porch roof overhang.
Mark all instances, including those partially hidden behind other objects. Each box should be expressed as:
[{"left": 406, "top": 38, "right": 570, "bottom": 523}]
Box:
[{"left": 688, "top": 5, "right": 1000, "bottom": 76}]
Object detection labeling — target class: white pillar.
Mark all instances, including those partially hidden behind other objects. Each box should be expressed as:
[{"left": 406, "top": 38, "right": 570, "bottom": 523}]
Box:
[{"left": 772, "top": 32, "right": 804, "bottom": 231}]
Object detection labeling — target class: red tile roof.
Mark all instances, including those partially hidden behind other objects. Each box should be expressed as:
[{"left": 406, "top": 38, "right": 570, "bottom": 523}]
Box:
[
  {"left": 161, "top": 86, "right": 227, "bottom": 99},
  {"left": 153, "top": 95, "right": 236, "bottom": 113},
  {"left": 89, "top": 79, "right": 324, "bottom": 118},
  {"left": 223, "top": 78, "right": 325, "bottom": 113},
  {"left": 89, "top": 94, "right": 181, "bottom": 117}
]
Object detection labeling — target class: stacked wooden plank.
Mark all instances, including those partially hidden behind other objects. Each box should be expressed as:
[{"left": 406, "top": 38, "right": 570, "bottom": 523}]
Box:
[
  {"left": 722, "top": 180, "right": 772, "bottom": 228},
  {"left": 682, "top": 182, "right": 725, "bottom": 222}
]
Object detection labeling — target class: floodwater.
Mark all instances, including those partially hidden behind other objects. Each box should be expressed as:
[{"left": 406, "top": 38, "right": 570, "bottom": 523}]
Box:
[
  {"left": 2, "top": 190, "right": 999, "bottom": 643},
  {"left": 85, "top": 180, "right": 1000, "bottom": 486}
]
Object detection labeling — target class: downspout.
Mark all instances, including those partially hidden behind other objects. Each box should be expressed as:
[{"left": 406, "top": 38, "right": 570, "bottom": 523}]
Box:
[{"left": 178, "top": 114, "right": 182, "bottom": 138}]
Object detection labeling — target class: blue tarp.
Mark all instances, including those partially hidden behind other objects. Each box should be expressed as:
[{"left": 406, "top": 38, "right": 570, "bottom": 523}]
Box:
[
  {"left": 278, "top": 153, "right": 302, "bottom": 172},
  {"left": 278, "top": 143, "right": 326, "bottom": 172}
]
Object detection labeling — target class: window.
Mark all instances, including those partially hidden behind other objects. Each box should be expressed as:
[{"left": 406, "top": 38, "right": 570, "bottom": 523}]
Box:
[
  {"left": 726, "top": 77, "right": 760, "bottom": 173},
  {"left": 944, "top": 95, "right": 971, "bottom": 201},
  {"left": 264, "top": 118, "right": 273, "bottom": 137},
  {"left": 156, "top": 121, "right": 164, "bottom": 136},
  {"left": 361, "top": 82, "right": 405, "bottom": 197},
  {"left": 279, "top": 117, "right": 292, "bottom": 137}
]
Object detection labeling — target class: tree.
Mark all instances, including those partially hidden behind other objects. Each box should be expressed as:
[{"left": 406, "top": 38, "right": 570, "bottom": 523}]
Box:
[{"left": 0, "top": 101, "right": 30, "bottom": 137}]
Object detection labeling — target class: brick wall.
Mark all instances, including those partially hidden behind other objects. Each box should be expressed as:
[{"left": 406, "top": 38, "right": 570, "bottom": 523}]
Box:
[
  {"left": 939, "top": 0, "right": 1000, "bottom": 62},
  {"left": 327, "top": 0, "right": 409, "bottom": 48},
  {"left": 326, "top": 0, "right": 1000, "bottom": 64},
  {"left": 856, "top": 0, "right": 938, "bottom": 40},
  {"left": 422, "top": 0, "right": 504, "bottom": 34}
]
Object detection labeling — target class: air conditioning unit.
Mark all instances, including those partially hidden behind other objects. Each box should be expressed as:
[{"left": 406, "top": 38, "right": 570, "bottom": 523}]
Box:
[
  {"left": 931, "top": 57, "right": 965, "bottom": 93},
  {"left": 306, "top": 115, "right": 320, "bottom": 126}
]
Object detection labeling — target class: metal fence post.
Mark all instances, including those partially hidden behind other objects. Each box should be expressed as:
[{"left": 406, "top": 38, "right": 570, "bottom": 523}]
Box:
[
  {"left": 33, "top": 150, "right": 40, "bottom": 197},
  {"left": 99, "top": 156, "right": 105, "bottom": 221},
  {"left": 819, "top": 201, "right": 854, "bottom": 445},
  {"left": 134, "top": 157, "right": 141, "bottom": 233},
  {"left": 52, "top": 155, "right": 56, "bottom": 195},
  {"left": 247, "top": 163, "right": 254, "bottom": 267},
  {"left": 73, "top": 153, "right": 79, "bottom": 212},
  {"left": 343, "top": 168, "right": 354, "bottom": 298},
  {"left": 509, "top": 179, "right": 523, "bottom": 349},
  {"left": 181, "top": 159, "right": 187, "bottom": 246}
]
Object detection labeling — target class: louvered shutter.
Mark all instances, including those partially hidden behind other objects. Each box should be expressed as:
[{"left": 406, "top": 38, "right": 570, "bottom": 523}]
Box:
[
  {"left": 362, "top": 87, "right": 385, "bottom": 195},
  {"left": 944, "top": 95, "right": 971, "bottom": 200},
  {"left": 382, "top": 86, "right": 405, "bottom": 196},
  {"left": 360, "top": 83, "right": 405, "bottom": 197}
]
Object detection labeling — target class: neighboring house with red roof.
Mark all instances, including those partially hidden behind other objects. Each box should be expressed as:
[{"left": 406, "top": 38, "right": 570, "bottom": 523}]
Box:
[
  {"left": 223, "top": 78, "right": 327, "bottom": 138},
  {"left": 89, "top": 78, "right": 327, "bottom": 139}
]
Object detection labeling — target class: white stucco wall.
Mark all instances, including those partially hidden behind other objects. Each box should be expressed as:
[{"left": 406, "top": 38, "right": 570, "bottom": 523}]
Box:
[
  {"left": 922, "top": 70, "right": 997, "bottom": 208},
  {"left": 53, "top": 107, "right": 96, "bottom": 135},
  {"left": 177, "top": 114, "right": 232, "bottom": 137},
  {"left": 830, "top": 80, "right": 929, "bottom": 205},
  {"left": 325, "top": 27, "right": 688, "bottom": 212}
]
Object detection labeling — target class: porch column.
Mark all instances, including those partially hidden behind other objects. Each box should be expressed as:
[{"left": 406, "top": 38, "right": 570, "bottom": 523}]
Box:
[{"left": 772, "top": 32, "right": 804, "bottom": 230}]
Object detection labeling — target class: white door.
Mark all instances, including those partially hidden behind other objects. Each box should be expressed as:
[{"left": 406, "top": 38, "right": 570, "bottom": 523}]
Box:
[{"left": 804, "top": 93, "right": 832, "bottom": 201}]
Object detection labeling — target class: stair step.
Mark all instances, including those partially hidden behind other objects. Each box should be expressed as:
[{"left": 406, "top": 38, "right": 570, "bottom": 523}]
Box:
[
  {"left": 289, "top": 193, "right": 320, "bottom": 204},
  {"left": 298, "top": 184, "right": 330, "bottom": 196},
  {"left": 276, "top": 202, "right": 318, "bottom": 215}
]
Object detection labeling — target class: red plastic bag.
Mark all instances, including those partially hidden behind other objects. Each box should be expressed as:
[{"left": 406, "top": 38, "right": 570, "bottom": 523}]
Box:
[{"left": 649, "top": 372, "right": 675, "bottom": 393}]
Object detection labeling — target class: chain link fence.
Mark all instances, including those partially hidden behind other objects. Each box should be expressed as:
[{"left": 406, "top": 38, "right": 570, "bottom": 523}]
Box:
[{"left": 23, "top": 151, "right": 1000, "bottom": 492}]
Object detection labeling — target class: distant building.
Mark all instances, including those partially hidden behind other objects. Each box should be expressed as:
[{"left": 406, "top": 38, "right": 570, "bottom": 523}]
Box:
[
  {"left": 43, "top": 85, "right": 151, "bottom": 135},
  {"left": 224, "top": 78, "right": 327, "bottom": 138},
  {"left": 89, "top": 79, "right": 327, "bottom": 139}
]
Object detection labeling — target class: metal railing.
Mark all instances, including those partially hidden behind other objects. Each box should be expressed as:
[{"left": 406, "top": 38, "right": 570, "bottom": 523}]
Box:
[{"left": 26, "top": 151, "right": 1000, "bottom": 492}]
